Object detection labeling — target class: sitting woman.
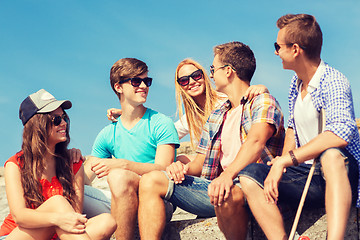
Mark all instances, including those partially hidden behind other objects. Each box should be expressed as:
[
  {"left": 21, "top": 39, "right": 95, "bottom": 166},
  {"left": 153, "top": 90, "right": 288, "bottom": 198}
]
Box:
[{"left": 0, "top": 89, "right": 116, "bottom": 240}]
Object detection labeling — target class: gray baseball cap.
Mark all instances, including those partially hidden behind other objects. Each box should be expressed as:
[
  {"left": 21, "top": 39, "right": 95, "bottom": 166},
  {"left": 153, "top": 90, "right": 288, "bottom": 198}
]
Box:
[{"left": 19, "top": 89, "right": 72, "bottom": 126}]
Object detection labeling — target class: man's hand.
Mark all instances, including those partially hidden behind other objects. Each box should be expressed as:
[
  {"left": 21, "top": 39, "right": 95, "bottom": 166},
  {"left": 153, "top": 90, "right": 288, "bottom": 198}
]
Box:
[
  {"left": 263, "top": 157, "right": 286, "bottom": 204},
  {"left": 208, "top": 171, "right": 234, "bottom": 207},
  {"left": 68, "top": 148, "right": 83, "bottom": 164},
  {"left": 166, "top": 161, "right": 189, "bottom": 184},
  {"left": 91, "top": 158, "right": 118, "bottom": 178}
]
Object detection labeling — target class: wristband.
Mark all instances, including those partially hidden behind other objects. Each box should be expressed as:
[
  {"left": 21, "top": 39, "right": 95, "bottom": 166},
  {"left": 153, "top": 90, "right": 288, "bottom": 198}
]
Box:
[{"left": 289, "top": 150, "right": 299, "bottom": 166}]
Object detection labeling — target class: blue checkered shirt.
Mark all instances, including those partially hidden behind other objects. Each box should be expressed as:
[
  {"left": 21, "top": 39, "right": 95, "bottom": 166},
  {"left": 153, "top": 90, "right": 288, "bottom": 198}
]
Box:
[{"left": 287, "top": 62, "right": 360, "bottom": 207}]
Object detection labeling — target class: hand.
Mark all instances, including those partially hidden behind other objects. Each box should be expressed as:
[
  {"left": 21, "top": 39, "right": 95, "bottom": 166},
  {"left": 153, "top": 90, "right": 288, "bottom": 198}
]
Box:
[
  {"left": 91, "top": 158, "right": 117, "bottom": 178},
  {"left": 56, "top": 212, "right": 88, "bottom": 234},
  {"left": 263, "top": 157, "right": 285, "bottom": 204},
  {"left": 166, "top": 161, "right": 189, "bottom": 184},
  {"left": 107, "top": 108, "right": 122, "bottom": 122},
  {"left": 208, "top": 171, "right": 233, "bottom": 207},
  {"left": 244, "top": 84, "right": 269, "bottom": 101},
  {"left": 68, "top": 148, "right": 83, "bottom": 164}
]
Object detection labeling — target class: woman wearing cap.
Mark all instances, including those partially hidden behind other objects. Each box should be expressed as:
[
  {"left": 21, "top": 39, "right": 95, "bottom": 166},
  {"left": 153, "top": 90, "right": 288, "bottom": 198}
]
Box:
[{"left": 0, "top": 89, "right": 116, "bottom": 240}]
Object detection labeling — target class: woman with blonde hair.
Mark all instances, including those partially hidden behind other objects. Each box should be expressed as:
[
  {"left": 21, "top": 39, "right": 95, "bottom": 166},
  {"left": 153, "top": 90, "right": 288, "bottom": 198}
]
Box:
[{"left": 0, "top": 89, "right": 116, "bottom": 240}]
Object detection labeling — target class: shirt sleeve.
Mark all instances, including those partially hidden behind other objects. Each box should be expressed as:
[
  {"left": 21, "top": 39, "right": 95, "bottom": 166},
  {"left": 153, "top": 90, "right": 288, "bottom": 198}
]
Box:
[
  {"left": 174, "top": 114, "right": 189, "bottom": 140},
  {"left": 250, "top": 93, "right": 283, "bottom": 134},
  {"left": 91, "top": 125, "right": 113, "bottom": 158},
  {"left": 154, "top": 115, "right": 180, "bottom": 148},
  {"left": 322, "top": 75, "right": 357, "bottom": 143},
  {"left": 196, "top": 119, "right": 210, "bottom": 155}
]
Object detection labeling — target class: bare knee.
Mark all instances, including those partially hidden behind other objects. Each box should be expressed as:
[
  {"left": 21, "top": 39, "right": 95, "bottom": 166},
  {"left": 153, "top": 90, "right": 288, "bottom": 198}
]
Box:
[
  {"left": 43, "top": 195, "right": 74, "bottom": 212},
  {"left": 107, "top": 169, "right": 139, "bottom": 199},
  {"left": 321, "top": 149, "right": 347, "bottom": 177},
  {"left": 96, "top": 213, "right": 117, "bottom": 236},
  {"left": 139, "top": 171, "right": 168, "bottom": 197}
]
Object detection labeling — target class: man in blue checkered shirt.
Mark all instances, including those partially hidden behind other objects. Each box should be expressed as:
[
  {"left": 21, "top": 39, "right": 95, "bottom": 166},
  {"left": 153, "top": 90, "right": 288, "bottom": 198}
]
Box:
[{"left": 239, "top": 14, "right": 360, "bottom": 240}]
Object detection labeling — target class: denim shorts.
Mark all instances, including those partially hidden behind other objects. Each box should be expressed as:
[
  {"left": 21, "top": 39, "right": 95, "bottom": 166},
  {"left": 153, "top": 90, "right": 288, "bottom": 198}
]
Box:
[
  {"left": 83, "top": 185, "right": 112, "bottom": 218},
  {"left": 164, "top": 172, "right": 216, "bottom": 217},
  {"left": 239, "top": 148, "right": 359, "bottom": 208}
]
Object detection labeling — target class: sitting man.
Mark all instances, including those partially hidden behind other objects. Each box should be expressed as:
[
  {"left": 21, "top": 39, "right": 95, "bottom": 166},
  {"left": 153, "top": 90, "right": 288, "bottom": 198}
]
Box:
[
  {"left": 239, "top": 14, "right": 360, "bottom": 240},
  {"left": 138, "top": 41, "right": 285, "bottom": 240},
  {"left": 84, "top": 58, "right": 179, "bottom": 240}
]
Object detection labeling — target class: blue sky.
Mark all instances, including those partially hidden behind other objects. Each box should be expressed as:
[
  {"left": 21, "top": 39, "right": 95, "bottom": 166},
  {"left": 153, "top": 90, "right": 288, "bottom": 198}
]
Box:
[{"left": 1, "top": 0, "right": 359, "bottom": 166}]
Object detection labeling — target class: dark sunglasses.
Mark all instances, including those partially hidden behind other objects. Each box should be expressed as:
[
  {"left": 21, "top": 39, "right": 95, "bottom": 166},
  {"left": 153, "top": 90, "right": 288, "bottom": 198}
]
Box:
[
  {"left": 177, "top": 69, "right": 203, "bottom": 86},
  {"left": 119, "top": 77, "right": 152, "bottom": 87},
  {"left": 52, "top": 114, "right": 69, "bottom": 126},
  {"left": 274, "top": 42, "right": 306, "bottom": 53}
]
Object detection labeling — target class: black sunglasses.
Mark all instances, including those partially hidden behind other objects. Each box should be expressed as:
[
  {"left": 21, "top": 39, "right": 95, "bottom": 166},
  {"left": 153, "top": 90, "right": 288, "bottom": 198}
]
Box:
[
  {"left": 119, "top": 77, "right": 152, "bottom": 87},
  {"left": 52, "top": 114, "right": 69, "bottom": 126},
  {"left": 274, "top": 42, "right": 306, "bottom": 53},
  {"left": 177, "top": 69, "right": 203, "bottom": 86}
]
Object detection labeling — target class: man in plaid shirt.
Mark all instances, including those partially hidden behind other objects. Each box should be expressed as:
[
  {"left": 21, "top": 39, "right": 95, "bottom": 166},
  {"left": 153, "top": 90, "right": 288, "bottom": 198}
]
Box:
[
  {"left": 138, "top": 41, "right": 285, "bottom": 240},
  {"left": 239, "top": 14, "right": 360, "bottom": 240}
]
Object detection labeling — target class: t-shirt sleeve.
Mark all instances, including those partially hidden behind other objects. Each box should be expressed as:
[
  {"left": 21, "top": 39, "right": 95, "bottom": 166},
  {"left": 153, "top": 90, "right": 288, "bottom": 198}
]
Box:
[
  {"left": 154, "top": 115, "right": 180, "bottom": 148},
  {"left": 250, "top": 93, "right": 283, "bottom": 135},
  {"left": 91, "top": 126, "right": 113, "bottom": 158},
  {"left": 174, "top": 114, "right": 189, "bottom": 140}
]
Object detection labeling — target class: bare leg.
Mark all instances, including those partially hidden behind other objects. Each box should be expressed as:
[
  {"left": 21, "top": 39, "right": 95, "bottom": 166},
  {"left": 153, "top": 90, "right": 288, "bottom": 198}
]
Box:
[
  {"left": 85, "top": 213, "right": 117, "bottom": 240},
  {"left": 6, "top": 195, "right": 91, "bottom": 240},
  {"left": 215, "top": 185, "right": 248, "bottom": 240},
  {"left": 138, "top": 171, "right": 169, "bottom": 240},
  {"left": 240, "top": 176, "right": 287, "bottom": 240},
  {"left": 107, "top": 169, "right": 140, "bottom": 240},
  {"left": 320, "top": 149, "right": 351, "bottom": 240}
]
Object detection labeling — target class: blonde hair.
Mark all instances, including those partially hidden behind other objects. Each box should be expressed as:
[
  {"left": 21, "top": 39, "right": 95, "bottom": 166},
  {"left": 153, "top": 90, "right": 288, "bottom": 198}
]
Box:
[{"left": 175, "top": 58, "right": 224, "bottom": 148}]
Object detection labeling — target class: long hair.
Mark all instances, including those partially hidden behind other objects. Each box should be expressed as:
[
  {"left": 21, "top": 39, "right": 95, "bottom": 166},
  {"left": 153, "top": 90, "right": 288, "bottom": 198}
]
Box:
[
  {"left": 175, "top": 59, "right": 224, "bottom": 148},
  {"left": 20, "top": 111, "right": 76, "bottom": 208}
]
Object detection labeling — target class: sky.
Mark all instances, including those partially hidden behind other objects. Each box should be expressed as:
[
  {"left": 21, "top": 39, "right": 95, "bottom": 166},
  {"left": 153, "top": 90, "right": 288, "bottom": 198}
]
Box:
[{"left": 1, "top": 0, "right": 360, "bottom": 166}]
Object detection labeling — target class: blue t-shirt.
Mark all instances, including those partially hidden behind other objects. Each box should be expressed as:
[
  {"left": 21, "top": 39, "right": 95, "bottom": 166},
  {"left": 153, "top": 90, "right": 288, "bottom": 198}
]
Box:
[{"left": 91, "top": 108, "right": 179, "bottom": 164}]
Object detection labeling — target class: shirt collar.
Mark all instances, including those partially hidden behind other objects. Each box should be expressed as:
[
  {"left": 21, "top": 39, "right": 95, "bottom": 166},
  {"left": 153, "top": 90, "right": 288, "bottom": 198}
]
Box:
[{"left": 296, "top": 60, "right": 326, "bottom": 91}]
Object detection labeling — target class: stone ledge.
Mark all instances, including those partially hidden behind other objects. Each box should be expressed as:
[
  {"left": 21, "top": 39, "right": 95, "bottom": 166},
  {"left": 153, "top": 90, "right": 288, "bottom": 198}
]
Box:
[{"left": 160, "top": 206, "right": 359, "bottom": 240}]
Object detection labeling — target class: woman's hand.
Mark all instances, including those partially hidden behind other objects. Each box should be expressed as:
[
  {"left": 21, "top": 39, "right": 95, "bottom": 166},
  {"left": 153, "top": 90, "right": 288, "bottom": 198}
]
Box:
[
  {"left": 107, "top": 108, "right": 122, "bottom": 122},
  {"left": 56, "top": 212, "right": 88, "bottom": 234}
]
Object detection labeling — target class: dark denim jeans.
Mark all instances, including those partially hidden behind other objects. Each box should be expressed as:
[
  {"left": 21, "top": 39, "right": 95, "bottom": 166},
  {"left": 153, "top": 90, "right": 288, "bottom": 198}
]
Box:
[{"left": 239, "top": 148, "right": 359, "bottom": 208}]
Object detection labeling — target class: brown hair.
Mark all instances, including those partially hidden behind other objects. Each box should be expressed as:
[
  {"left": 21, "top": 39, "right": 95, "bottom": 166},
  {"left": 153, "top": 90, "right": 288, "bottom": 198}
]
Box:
[
  {"left": 175, "top": 59, "right": 225, "bottom": 148},
  {"left": 20, "top": 111, "right": 76, "bottom": 208},
  {"left": 110, "top": 58, "right": 148, "bottom": 100},
  {"left": 213, "top": 41, "right": 256, "bottom": 82},
  {"left": 277, "top": 14, "right": 322, "bottom": 60}
]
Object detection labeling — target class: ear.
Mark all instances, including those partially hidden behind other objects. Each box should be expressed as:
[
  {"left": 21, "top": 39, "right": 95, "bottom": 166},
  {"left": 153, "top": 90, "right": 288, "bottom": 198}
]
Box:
[
  {"left": 225, "top": 65, "right": 234, "bottom": 78},
  {"left": 292, "top": 43, "right": 302, "bottom": 58},
  {"left": 114, "top": 82, "right": 123, "bottom": 94}
]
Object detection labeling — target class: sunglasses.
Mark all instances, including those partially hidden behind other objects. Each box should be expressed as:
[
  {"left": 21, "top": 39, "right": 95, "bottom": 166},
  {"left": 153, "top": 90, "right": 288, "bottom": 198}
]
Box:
[
  {"left": 177, "top": 69, "right": 203, "bottom": 86},
  {"left": 210, "top": 64, "right": 230, "bottom": 75},
  {"left": 52, "top": 114, "right": 69, "bottom": 126},
  {"left": 274, "top": 42, "right": 306, "bottom": 53},
  {"left": 119, "top": 77, "right": 152, "bottom": 87}
]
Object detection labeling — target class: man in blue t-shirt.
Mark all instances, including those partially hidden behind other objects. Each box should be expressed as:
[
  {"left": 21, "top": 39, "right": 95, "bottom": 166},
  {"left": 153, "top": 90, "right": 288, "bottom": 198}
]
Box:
[{"left": 85, "top": 58, "right": 179, "bottom": 240}]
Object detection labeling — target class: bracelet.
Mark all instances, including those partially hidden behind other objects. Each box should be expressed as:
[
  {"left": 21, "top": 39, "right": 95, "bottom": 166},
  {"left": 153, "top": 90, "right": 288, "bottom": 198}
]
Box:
[{"left": 289, "top": 150, "right": 299, "bottom": 166}]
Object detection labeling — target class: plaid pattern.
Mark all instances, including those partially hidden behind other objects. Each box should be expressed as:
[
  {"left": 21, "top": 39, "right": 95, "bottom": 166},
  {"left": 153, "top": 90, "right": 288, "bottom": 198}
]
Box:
[
  {"left": 287, "top": 62, "right": 360, "bottom": 207},
  {"left": 198, "top": 93, "right": 285, "bottom": 180}
]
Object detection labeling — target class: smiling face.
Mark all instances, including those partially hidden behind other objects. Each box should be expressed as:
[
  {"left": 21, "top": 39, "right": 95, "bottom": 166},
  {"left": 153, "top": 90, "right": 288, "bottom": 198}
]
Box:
[
  {"left": 115, "top": 72, "right": 149, "bottom": 106},
  {"left": 275, "top": 28, "right": 296, "bottom": 70},
  {"left": 48, "top": 107, "right": 68, "bottom": 148},
  {"left": 177, "top": 64, "right": 205, "bottom": 98}
]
